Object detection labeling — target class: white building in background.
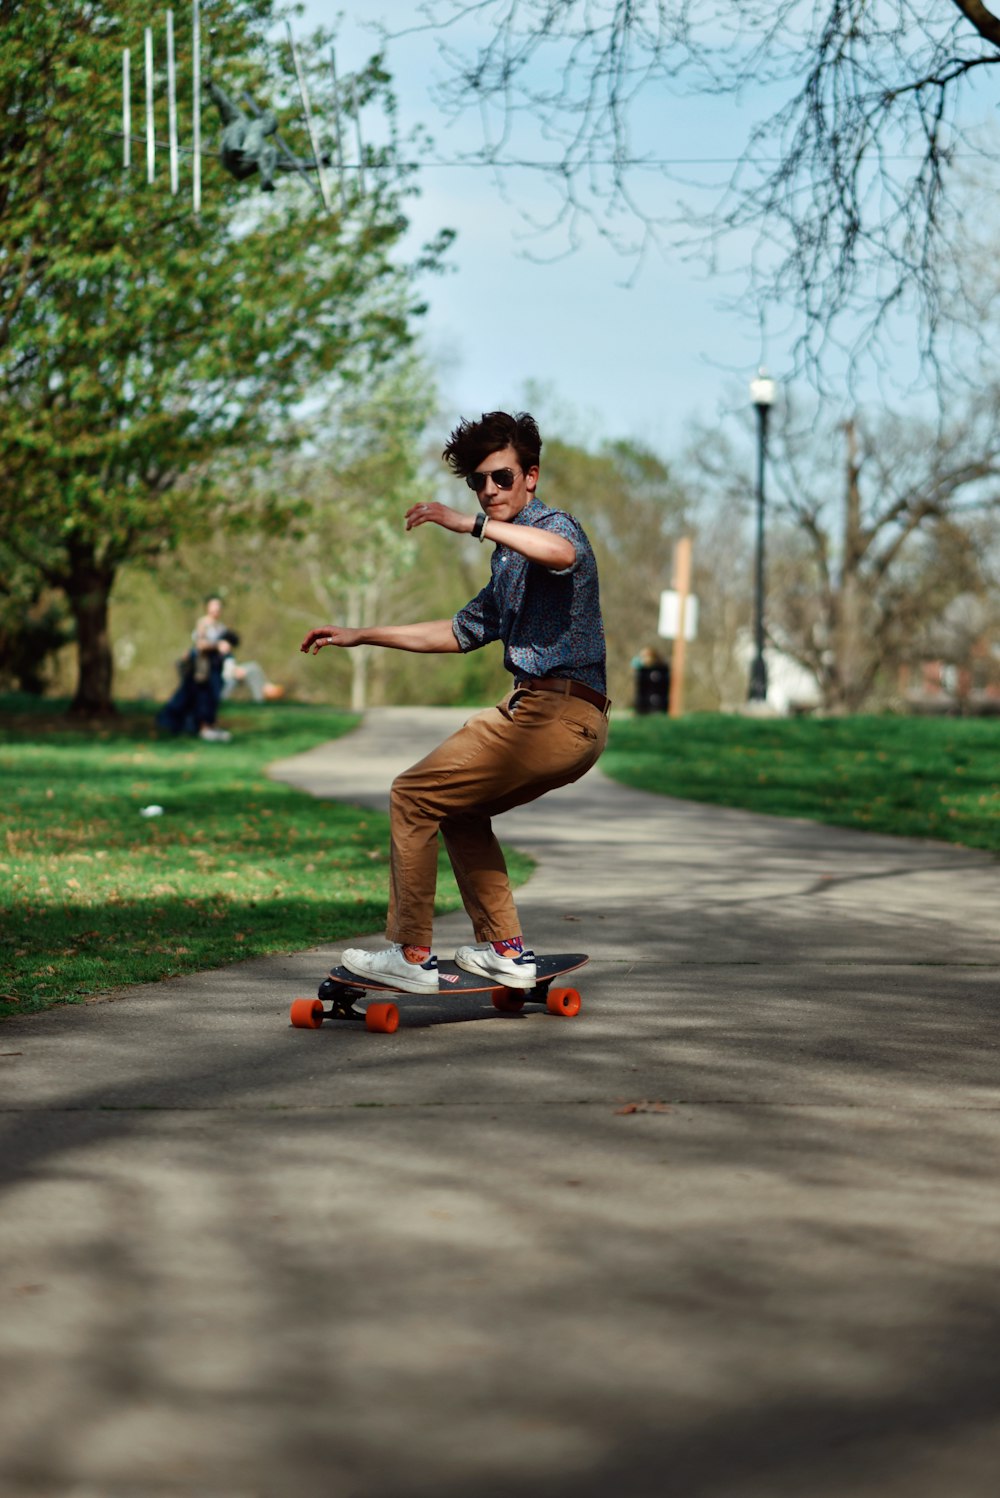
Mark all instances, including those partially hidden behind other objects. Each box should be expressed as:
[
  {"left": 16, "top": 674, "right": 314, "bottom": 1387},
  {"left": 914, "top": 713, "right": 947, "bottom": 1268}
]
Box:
[
  {"left": 765, "top": 651, "right": 823, "bottom": 715},
  {"left": 733, "top": 631, "right": 823, "bottom": 715}
]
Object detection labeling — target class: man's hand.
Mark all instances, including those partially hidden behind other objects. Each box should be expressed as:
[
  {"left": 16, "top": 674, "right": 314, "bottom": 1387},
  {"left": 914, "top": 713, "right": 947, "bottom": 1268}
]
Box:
[
  {"left": 299, "top": 626, "right": 363, "bottom": 655},
  {"left": 405, "top": 501, "right": 472, "bottom": 534},
  {"left": 406, "top": 497, "right": 576, "bottom": 571}
]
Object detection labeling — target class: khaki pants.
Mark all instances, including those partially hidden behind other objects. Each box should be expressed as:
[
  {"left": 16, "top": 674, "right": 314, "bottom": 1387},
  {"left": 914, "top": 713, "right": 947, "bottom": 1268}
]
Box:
[{"left": 386, "top": 686, "right": 609, "bottom": 946}]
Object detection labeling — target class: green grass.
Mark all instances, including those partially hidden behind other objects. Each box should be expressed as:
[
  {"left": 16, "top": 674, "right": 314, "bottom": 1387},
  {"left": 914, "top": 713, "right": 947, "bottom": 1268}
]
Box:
[
  {"left": 602, "top": 713, "right": 1000, "bottom": 853},
  {"left": 0, "top": 697, "right": 534, "bottom": 1020}
]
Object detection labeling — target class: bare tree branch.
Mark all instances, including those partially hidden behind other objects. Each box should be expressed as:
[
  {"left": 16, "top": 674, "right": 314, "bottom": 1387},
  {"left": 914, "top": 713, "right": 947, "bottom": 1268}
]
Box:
[
  {"left": 397, "top": 0, "right": 1000, "bottom": 384},
  {"left": 950, "top": 0, "right": 1000, "bottom": 49}
]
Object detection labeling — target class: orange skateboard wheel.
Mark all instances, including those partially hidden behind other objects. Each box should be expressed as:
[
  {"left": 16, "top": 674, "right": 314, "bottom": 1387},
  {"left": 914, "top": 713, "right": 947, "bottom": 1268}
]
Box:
[
  {"left": 491, "top": 988, "right": 525, "bottom": 1013},
  {"left": 290, "top": 997, "right": 325, "bottom": 1029},
  {"left": 546, "top": 987, "right": 581, "bottom": 1018},
  {"left": 365, "top": 1002, "right": 400, "bottom": 1034}
]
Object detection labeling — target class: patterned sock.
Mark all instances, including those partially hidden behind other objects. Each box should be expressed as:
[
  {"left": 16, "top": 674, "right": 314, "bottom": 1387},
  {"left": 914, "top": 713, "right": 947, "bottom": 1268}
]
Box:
[
  {"left": 402, "top": 944, "right": 431, "bottom": 964},
  {"left": 491, "top": 936, "right": 524, "bottom": 956}
]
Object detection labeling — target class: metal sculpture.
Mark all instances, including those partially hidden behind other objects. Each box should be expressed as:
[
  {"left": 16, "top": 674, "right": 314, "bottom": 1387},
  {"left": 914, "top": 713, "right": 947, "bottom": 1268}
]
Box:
[{"left": 119, "top": 4, "right": 359, "bottom": 216}]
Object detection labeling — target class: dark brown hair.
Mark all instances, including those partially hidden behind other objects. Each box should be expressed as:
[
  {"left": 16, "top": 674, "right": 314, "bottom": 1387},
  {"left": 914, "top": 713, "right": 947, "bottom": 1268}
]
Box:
[{"left": 442, "top": 410, "right": 542, "bottom": 478}]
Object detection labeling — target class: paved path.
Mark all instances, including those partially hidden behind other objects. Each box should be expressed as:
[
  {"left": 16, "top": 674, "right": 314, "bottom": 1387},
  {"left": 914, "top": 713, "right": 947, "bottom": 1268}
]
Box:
[{"left": 2, "top": 708, "right": 999, "bottom": 1498}]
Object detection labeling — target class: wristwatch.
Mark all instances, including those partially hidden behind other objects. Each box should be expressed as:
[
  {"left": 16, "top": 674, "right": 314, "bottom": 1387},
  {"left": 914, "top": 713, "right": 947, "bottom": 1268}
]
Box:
[{"left": 471, "top": 512, "right": 489, "bottom": 541}]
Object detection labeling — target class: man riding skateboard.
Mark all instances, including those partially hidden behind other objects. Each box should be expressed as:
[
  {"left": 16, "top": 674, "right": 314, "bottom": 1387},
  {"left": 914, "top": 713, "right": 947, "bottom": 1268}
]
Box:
[{"left": 300, "top": 409, "right": 609, "bottom": 993}]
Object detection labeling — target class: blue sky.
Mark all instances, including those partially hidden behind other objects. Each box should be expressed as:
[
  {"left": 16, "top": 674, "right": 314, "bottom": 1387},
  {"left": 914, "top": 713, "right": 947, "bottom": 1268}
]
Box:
[
  {"left": 286, "top": 1, "right": 797, "bottom": 457},
  {"left": 288, "top": 3, "right": 969, "bottom": 458}
]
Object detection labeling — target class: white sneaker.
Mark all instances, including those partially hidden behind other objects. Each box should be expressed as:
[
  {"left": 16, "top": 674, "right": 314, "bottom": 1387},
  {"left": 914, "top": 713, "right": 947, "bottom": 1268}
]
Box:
[
  {"left": 454, "top": 942, "right": 537, "bottom": 990},
  {"left": 199, "top": 726, "right": 231, "bottom": 742},
  {"left": 342, "top": 944, "right": 439, "bottom": 994}
]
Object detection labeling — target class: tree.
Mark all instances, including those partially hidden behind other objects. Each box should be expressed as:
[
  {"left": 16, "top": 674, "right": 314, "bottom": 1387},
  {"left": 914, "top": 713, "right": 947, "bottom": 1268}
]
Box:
[
  {"left": 540, "top": 432, "right": 690, "bottom": 702},
  {"left": 398, "top": 0, "right": 1000, "bottom": 382},
  {"left": 279, "top": 358, "right": 437, "bottom": 711},
  {"left": 692, "top": 395, "right": 1000, "bottom": 710},
  {"left": 917, "top": 586, "right": 1000, "bottom": 711},
  {"left": 0, "top": 551, "right": 73, "bottom": 695},
  {"left": 0, "top": 2, "right": 451, "bottom": 713}
]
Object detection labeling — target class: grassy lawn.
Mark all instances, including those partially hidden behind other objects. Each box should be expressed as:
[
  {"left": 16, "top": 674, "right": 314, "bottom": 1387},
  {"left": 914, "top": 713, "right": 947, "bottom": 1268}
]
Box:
[
  {"left": 602, "top": 713, "right": 1000, "bottom": 854},
  {"left": 0, "top": 697, "right": 534, "bottom": 1021}
]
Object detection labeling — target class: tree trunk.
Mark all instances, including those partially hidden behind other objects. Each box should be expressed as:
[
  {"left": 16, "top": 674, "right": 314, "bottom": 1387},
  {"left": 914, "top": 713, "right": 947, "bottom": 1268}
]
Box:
[
  {"left": 66, "top": 548, "right": 116, "bottom": 716},
  {"left": 344, "top": 584, "right": 370, "bottom": 712},
  {"left": 826, "top": 420, "right": 867, "bottom": 712}
]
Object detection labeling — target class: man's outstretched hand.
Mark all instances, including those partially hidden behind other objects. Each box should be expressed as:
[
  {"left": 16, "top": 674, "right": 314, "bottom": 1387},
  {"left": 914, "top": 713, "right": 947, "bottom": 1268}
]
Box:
[
  {"left": 405, "top": 501, "right": 471, "bottom": 534},
  {"left": 300, "top": 626, "right": 362, "bottom": 655}
]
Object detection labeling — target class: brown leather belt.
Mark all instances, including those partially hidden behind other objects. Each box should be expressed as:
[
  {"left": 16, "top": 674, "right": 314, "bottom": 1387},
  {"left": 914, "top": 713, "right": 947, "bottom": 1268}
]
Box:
[{"left": 514, "top": 676, "right": 612, "bottom": 717}]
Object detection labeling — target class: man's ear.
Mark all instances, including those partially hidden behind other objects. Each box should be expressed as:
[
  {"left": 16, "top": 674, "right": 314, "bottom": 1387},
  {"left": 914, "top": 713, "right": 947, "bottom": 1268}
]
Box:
[{"left": 526, "top": 465, "right": 540, "bottom": 492}]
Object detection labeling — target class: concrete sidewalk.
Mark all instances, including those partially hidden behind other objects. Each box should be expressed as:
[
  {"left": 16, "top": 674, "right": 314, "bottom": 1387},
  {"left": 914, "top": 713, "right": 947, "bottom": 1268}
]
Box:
[{"left": 2, "top": 708, "right": 999, "bottom": 1498}]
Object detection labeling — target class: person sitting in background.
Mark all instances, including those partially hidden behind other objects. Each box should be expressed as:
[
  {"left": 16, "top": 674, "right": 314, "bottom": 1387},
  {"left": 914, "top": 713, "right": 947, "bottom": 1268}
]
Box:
[
  {"left": 156, "top": 594, "right": 232, "bottom": 741},
  {"left": 218, "top": 629, "right": 285, "bottom": 703},
  {"left": 189, "top": 594, "right": 232, "bottom": 740}
]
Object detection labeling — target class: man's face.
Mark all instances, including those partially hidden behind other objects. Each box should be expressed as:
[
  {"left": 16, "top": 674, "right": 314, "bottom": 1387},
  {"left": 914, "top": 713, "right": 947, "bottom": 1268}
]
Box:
[{"left": 470, "top": 445, "right": 538, "bottom": 524}]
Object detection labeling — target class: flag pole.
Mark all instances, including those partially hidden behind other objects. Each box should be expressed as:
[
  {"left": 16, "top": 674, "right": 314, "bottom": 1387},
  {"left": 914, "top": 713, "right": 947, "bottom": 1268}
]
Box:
[
  {"left": 287, "top": 23, "right": 332, "bottom": 214},
  {"left": 166, "top": 10, "right": 179, "bottom": 194},
  {"left": 192, "top": 0, "right": 202, "bottom": 214},
  {"left": 122, "top": 48, "right": 131, "bottom": 170}
]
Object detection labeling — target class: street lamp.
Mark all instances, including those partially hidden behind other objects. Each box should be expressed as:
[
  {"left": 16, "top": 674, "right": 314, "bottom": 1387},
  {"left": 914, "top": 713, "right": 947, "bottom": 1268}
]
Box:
[{"left": 748, "top": 368, "right": 776, "bottom": 702}]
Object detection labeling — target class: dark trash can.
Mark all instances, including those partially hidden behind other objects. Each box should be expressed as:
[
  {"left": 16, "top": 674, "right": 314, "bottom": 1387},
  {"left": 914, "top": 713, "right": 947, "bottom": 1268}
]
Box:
[{"left": 634, "top": 664, "right": 670, "bottom": 714}]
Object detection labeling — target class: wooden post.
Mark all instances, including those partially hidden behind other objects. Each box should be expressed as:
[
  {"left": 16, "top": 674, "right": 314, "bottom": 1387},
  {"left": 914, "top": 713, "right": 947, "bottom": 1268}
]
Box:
[{"left": 668, "top": 536, "right": 692, "bottom": 718}]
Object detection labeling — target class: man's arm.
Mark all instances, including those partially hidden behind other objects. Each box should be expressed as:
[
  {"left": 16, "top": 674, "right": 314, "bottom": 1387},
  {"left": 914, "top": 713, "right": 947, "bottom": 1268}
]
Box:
[
  {"left": 406, "top": 502, "right": 575, "bottom": 571},
  {"left": 300, "top": 620, "right": 461, "bottom": 656}
]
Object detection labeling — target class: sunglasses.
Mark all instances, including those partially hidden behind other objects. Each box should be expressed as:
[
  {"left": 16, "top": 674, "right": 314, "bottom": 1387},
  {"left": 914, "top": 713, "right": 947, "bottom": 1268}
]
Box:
[{"left": 466, "top": 466, "right": 517, "bottom": 494}]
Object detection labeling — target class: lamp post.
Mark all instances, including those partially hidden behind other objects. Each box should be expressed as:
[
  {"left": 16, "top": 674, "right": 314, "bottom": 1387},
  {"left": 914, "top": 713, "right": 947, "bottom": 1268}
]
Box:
[{"left": 748, "top": 368, "right": 776, "bottom": 702}]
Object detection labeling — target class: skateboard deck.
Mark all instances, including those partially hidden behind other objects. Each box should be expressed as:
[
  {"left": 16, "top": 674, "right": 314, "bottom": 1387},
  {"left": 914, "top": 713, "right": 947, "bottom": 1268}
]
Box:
[{"left": 290, "top": 953, "right": 589, "bottom": 1034}]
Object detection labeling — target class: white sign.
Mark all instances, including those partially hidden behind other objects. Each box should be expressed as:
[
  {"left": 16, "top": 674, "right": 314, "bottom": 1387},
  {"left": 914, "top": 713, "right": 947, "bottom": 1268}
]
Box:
[{"left": 658, "top": 590, "right": 699, "bottom": 641}]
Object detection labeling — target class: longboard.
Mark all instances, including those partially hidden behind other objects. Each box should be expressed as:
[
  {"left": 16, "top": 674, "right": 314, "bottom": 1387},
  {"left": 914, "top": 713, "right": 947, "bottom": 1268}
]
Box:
[{"left": 289, "top": 953, "right": 589, "bottom": 1034}]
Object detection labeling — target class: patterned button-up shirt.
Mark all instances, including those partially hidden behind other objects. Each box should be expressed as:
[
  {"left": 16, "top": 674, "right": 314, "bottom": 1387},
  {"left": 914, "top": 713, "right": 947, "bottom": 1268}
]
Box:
[{"left": 452, "top": 496, "right": 607, "bottom": 694}]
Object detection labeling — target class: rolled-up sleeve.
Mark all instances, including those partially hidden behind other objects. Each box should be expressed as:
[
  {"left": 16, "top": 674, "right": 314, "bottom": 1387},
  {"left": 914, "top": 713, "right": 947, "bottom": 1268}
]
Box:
[
  {"left": 536, "top": 511, "right": 583, "bottom": 575},
  {"left": 452, "top": 582, "right": 501, "bottom": 652}
]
